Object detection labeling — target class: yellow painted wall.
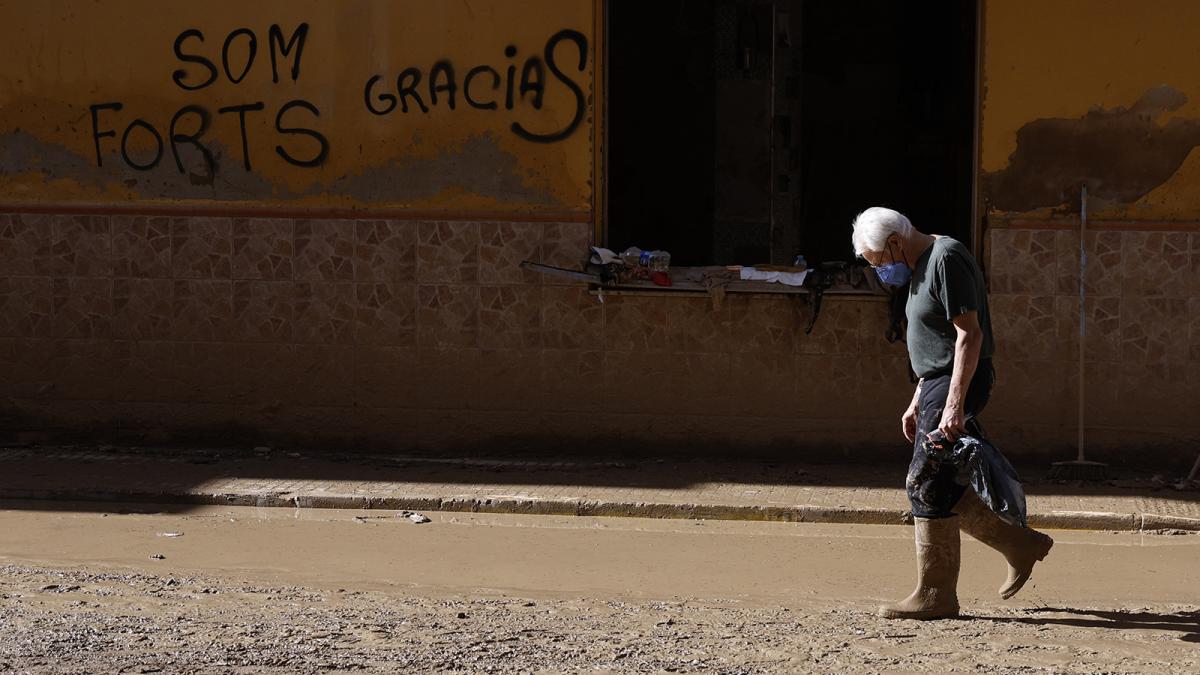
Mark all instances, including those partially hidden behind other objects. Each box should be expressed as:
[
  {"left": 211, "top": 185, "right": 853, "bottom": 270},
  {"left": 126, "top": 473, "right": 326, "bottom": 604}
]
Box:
[
  {"left": 982, "top": 0, "right": 1200, "bottom": 221},
  {"left": 0, "top": 0, "right": 595, "bottom": 216}
]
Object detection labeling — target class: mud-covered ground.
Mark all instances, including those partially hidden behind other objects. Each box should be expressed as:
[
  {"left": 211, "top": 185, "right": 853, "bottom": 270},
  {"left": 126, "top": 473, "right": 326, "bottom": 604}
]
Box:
[{"left": 1, "top": 505, "right": 1197, "bottom": 674}]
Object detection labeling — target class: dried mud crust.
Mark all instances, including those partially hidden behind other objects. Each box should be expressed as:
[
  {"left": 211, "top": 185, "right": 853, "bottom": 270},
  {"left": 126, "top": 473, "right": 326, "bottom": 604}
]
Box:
[{"left": 1, "top": 564, "right": 1196, "bottom": 674}]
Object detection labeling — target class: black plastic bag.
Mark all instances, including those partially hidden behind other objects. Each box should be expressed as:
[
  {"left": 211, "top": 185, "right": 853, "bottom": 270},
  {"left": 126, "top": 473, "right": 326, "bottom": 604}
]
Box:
[{"left": 924, "top": 431, "right": 1029, "bottom": 528}]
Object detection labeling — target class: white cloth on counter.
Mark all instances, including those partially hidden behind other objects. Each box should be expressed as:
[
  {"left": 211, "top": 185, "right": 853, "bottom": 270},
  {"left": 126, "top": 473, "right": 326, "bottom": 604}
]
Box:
[{"left": 738, "top": 267, "right": 808, "bottom": 286}]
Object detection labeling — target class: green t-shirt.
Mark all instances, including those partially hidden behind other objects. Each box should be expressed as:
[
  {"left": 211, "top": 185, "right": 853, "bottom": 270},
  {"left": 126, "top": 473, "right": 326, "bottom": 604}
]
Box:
[{"left": 905, "top": 236, "right": 994, "bottom": 379}]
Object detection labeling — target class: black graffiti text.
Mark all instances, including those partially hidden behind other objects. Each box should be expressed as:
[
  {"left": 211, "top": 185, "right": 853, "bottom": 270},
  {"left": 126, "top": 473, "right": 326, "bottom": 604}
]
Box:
[
  {"left": 88, "top": 99, "right": 328, "bottom": 175},
  {"left": 173, "top": 23, "right": 310, "bottom": 90},
  {"left": 363, "top": 29, "right": 588, "bottom": 143}
]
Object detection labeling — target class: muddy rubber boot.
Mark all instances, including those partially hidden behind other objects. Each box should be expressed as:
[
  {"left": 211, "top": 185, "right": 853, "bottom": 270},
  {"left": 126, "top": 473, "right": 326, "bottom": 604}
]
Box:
[
  {"left": 956, "top": 489, "right": 1054, "bottom": 599},
  {"left": 878, "top": 516, "right": 960, "bottom": 620}
]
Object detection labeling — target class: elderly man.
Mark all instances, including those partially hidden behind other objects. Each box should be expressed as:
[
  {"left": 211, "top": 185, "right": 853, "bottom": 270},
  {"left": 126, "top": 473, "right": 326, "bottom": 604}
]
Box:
[{"left": 851, "top": 207, "right": 1054, "bottom": 620}]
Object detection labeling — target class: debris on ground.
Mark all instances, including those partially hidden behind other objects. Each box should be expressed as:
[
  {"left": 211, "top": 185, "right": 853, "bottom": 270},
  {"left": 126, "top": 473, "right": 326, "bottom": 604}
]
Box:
[
  {"left": 400, "top": 511, "right": 431, "bottom": 524},
  {"left": 148, "top": 554, "right": 165, "bottom": 560},
  {"left": 2, "top": 561, "right": 1197, "bottom": 674},
  {"left": 156, "top": 532, "right": 184, "bottom": 538}
]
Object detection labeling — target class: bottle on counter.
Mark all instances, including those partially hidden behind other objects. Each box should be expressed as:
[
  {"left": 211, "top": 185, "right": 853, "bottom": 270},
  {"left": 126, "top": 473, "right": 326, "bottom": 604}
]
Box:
[{"left": 620, "top": 247, "right": 671, "bottom": 272}]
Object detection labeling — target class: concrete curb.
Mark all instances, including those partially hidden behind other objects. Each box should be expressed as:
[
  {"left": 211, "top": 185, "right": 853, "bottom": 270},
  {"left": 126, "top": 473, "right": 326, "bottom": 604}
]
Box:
[{"left": 2, "top": 487, "right": 1198, "bottom": 532}]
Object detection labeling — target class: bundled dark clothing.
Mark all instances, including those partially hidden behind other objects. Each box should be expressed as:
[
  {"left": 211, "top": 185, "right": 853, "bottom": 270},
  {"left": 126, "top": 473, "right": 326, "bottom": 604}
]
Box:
[{"left": 906, "top": 360, "right": 995, "bottom": 519}]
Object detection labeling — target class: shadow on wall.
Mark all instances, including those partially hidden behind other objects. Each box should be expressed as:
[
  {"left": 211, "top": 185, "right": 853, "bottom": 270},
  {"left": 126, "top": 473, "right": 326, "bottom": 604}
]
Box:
[{"left": 984, "top": 85, "right": 1200, "bottom": 212}]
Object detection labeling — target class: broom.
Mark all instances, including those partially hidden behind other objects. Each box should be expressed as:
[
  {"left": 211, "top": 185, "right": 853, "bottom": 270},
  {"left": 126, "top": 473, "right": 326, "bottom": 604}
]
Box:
[{"left": 1047, "top": 185, "right": 1108, "bottom": 481}]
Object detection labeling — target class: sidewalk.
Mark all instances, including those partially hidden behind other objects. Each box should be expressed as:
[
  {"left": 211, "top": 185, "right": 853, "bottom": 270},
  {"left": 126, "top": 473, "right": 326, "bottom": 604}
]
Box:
[{"left": 1, "top": 446, "right": 1198, "bottom": 532}]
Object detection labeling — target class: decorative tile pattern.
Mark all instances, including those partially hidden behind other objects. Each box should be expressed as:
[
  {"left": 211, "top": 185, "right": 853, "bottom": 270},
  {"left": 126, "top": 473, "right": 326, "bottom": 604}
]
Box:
[
  {"left": 1121, "top": 231, "right": 1189, "bottom": 297},
  {"left": 1082, "top": 296, "right": 1121, "bottom": 362},
  {"left": 52, "top": 215, "right": 111, "bottom": 277},
  {"left": 51, "top": 277, "right": 112, "bottom": 339},
  {"left": 857, "top": 298, "right": 907, "bottom": 357},
  {"left": 354, "top": 220, "right": 417, "bottom": 283},
  {"left": 1083, "top": 231, "right": 1123, "bottom": 296},
  {"left": 1051, "top": 294, "right": 1122, "bottom": 364},
  {"left": 293, "top": 282, "right": 356, "bottom": 344},
  {"left": 113, "top": 216, "right": 171, "bottom": 278},
  {"left": 0, "top": 214, "right": 53, "bottom": 276},
  {"left": 113, "top": 278, "right": 174, "bottom": 341},
  {"left": 1120, "top": 296, "right": 1189, "bottom": 363},
  {"left": 1191, "top": 233, "right": 1200, "bottom": 298},
  {"left": 233, "top": 281, "right": 293, "bottom": 342},
  {"left": 417, "top": 285, "right": 479, "bottom": 348},
  {"left": 988, "top": 229, "right": 1057, "bottom": 294},
  {"left": 797, "top": 298, "right": 861, "bottom": 355},
  {"left": 295, "top": 220, "right": 354, "bottom": 281},
  {"left": 728, "top": 295, "right": 806, "bottom": 354},
  {"left": 417, "top": 221, "right": 479, "bottom": 284},
  {"left": 666, "top": 297, "right": 729, "bottom": 353},
  {"left": 540, "top": 222, "right": 591, "bottom": 284},
  {"left": 232, "top": 219, "right": 293, "bottom": 280},
  {"left": 479, "top": 285, "right": 541, "bottom": 349},
  {"left": 603, "top": 295, "right": 670, "bottom": 351},
  {"left": 1189, "top": 297, "right": 1200, "bottom": 362},
  {"left": 0, "top": 277, "right": 53, "bottom": 338},
  {"left": 355, "top": 283, "right": 417, "bottom": 346},
  {"left": 479, "top": 222, "right": 541, "bottom": 285},
  {"left": 1054, "top": 230, "right": 1082, "bottom": 296},
  {"left": 171, "top": 217, "right": 232, "bottom": 279},
  {"left": 541, "top": 286, "right": 602, "bottom": 350},
  {"left": 990, "top": 294, "right": 1057, "bottom": 361},
  {"left": 171, "top": 280, "right": 233, "bottom": 342}
]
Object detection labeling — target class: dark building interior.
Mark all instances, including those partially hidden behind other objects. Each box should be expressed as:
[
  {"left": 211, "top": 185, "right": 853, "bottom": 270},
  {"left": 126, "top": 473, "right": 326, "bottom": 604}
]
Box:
[{"left": 606, "top": 0, "right": 978, "bottom": 266}]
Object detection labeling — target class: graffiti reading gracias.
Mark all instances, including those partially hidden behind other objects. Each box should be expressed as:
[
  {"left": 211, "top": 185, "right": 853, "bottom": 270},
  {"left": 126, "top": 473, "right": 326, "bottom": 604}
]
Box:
[{"left": 87, "top": 23, "right": 589, "bottom": 179}]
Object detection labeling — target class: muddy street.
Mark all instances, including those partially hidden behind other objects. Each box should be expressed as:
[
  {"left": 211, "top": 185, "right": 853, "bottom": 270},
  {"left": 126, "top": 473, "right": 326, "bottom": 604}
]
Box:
[{"left": 1, "top": 503, "right": 1197, "bottom": 674}]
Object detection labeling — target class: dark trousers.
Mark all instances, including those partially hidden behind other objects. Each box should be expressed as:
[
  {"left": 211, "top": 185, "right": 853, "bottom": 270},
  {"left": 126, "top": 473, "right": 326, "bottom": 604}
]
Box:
[{"left": 906, "top": 360, "right": 995, "bottom": 519}]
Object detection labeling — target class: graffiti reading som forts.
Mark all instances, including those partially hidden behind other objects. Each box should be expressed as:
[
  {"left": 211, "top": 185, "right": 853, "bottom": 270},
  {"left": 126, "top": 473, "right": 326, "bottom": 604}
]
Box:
[{"left": 86, "top": 23, "right": 590, "bottom": 180}]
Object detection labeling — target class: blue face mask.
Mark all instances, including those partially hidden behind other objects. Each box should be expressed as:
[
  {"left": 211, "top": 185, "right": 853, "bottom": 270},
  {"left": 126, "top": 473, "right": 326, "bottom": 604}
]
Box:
[{"left": 875, "top": 261, "right": 912, "bottom": 287}]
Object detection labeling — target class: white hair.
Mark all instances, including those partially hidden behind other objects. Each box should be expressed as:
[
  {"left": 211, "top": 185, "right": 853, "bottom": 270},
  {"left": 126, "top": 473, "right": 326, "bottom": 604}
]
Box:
[{"left": 851, "top": 207, "right": 913, "bottom": 256}]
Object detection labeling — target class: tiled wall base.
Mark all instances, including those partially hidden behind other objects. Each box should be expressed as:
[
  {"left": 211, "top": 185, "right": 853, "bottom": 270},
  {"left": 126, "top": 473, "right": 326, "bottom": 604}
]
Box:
[
  {"left": 0, "top": 214, "right": 1196, "bottom": 468},
  {"left": 985, "top": 226, "right": 1200, "bottom": 469}
]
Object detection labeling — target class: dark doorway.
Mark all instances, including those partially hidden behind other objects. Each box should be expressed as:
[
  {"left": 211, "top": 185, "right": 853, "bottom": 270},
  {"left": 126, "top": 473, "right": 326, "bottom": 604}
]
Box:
[
  {"left": 796, "top": 0, "right": 978, "bottom": 264},
  {"left": 605, "top": 0, "right": 978, "bottom": 266}
]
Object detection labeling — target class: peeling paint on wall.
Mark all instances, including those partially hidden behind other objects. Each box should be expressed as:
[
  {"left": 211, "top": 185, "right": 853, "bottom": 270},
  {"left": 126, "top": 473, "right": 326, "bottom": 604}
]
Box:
[
  {"left": 984, "top": 86, "right": 1200, "bottom": 213},
  {"left": 981, "top": 0, "right": 1200, "bottom": 221}
]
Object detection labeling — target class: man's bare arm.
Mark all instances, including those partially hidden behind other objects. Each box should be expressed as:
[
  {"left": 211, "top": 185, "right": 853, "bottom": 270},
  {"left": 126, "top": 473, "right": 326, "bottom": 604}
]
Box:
[{"left": 939, "top": 310, "right": 983, "bottom": 441}]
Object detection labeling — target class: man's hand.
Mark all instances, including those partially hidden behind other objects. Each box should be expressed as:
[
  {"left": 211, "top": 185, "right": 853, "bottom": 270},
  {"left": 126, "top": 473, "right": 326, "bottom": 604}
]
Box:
[
  {"left": 937, "top": 405, "right": 967, "bottom": 442},
  {"left": 902, "top": 405, "right": 918, "bottom": 443}
]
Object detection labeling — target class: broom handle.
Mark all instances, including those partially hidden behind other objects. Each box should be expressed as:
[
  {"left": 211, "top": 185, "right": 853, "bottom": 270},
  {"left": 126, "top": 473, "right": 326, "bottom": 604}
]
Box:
[{"left": 1078, "top": 185, "right": 1087, "bottom": 463}]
